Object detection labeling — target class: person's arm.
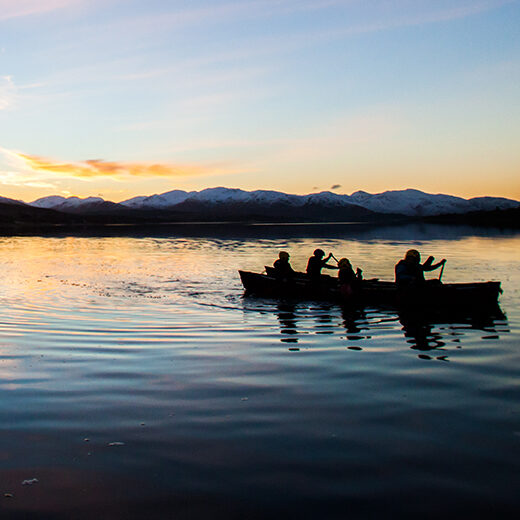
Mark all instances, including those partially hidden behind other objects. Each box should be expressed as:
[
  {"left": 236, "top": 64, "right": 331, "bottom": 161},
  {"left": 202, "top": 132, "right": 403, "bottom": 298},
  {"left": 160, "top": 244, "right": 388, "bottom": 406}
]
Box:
[
  {"left": 322, "top": 261, "right": 339, "bottom": 270},
  {"left": 322, "top": 253, "right": 339, "bottom": 270},
  {"left": 422, "top": 256, "right": 446, "bottom": 272}
]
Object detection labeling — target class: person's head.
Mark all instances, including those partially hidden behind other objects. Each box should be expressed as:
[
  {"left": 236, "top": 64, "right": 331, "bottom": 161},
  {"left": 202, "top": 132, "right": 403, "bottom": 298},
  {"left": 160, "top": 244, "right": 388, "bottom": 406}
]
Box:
[
  {"left": 313, "top": 248, "right": 325, "bottom": 258},
  {"left": 278, "top": 251, "right": 290, "bottom": 261},
  {"left": 405, "top": 249, "right": 420, "bottom": 263},
  {"left": 338, "top": 258, "right": 352, "bottom": 270}
]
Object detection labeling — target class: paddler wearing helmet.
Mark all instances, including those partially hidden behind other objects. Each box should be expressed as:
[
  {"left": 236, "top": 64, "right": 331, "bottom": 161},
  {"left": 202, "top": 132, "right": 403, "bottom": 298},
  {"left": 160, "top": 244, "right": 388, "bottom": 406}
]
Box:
[
  {"left": 395, "top": 249, "right": 446, "bottom": 288},
  {"left": 272, "top": 250, "right": 295, "bottom": 280},
  {"left": 306, "top": 248, "right": 338, "bottom": 281}
]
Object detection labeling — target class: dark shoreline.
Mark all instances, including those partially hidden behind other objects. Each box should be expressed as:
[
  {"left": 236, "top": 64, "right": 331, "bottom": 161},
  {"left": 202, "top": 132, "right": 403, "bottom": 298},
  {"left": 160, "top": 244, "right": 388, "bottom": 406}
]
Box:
[
  {"left": 1, "top": 221, "right": 519, "bottom": 241},
  {"left": 1, "top": 204, "right": 519, "bottom": 238},
  {"left": 2, "top": 200, "right": 519, "bottom": 237}
]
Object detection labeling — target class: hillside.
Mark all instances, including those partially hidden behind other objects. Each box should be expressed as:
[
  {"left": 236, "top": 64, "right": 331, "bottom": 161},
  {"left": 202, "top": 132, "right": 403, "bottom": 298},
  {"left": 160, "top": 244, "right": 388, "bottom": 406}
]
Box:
[{"left": 0, "top": 187, "right": 517, "bottom": 231}]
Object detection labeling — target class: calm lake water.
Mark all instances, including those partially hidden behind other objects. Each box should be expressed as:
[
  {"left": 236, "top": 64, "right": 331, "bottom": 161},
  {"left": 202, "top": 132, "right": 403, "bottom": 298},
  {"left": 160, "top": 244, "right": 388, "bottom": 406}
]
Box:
[{"left": 0, "top": 224, "right": 519, "bottom": 519}]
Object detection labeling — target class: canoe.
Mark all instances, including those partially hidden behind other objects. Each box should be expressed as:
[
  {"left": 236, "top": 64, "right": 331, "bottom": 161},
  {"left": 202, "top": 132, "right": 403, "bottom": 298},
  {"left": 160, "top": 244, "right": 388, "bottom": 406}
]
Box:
[{"left": 238, "top": 269, "right": 502, "bottom": 309}]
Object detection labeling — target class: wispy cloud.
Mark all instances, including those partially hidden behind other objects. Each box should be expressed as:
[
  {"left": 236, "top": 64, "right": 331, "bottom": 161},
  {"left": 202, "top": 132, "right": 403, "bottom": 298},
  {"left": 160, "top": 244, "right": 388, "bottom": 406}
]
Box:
[
  {"left": 12, "top": 151, "right": 221, "bottom": 180},
  {"left": 273, "top": 0, "right": 517, "bottom": 49},
  {"left": 0, "top": 165, "right": 59, "bottom": 190},
  {"left": 0, "top": 76, "right": 16, "bottom": 110},
  {"left": 0, "top": 0, "right": 82, "bottom": 21},
  {"left": 116, "top": 63, "right": 272, "bottom": 90},
  {"left": 102, "top": 0, "right": 514, "bottom": 46},
  {"left": 138, "top": 0, "right": 488, "bottom": 32},
  {"left": 113, "top": 0, "right": 354, "bottom": 33},
  {"left": 16, "top": 0, "right": 512, "bottom": 111},
  {"left": 82, "top": 0, "right": 514, "bottom": 96},
  {"left": 352, "top": 0, "right": 514, "bottom": 33},
  {"left": 0, "top": 148, "right": 231, "bottom": 180}
]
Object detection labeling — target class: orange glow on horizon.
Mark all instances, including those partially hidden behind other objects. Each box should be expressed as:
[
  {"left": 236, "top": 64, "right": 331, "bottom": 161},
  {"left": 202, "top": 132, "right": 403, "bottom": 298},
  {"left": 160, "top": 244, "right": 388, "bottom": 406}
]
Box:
[
  {"left": 15, "top": 152, "right": 214, "bottom": 179},
  {"left": 0, "top": 148, "right": 518, "bottom": 203}
]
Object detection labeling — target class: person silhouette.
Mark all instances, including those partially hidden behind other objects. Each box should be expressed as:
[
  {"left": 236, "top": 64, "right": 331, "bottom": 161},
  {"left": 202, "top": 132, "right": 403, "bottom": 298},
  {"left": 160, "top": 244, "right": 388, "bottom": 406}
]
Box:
[
  {"left": 306, "top": 249, "right": 337, "bottom": 281},
  {"left": 272, "top": 251, "right": 295, "bottom": 281},
  {"left": 395, "top": 249, "right": 446, "bottom": 288}
]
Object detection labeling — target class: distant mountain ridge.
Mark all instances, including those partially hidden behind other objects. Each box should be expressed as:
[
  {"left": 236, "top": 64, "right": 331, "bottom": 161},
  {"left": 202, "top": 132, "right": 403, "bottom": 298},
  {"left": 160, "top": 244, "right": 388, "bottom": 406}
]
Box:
[
  {"left": 347, "top": 189, "right": 520, "bottom": 216},
  {"left": 27, "top": 187, "right": 520, "bottom": 217},
  {"left": 0, "top": 187, "right": 517, "bottom": 230},
  {"left": 30, "top": 195, "right": 126, "bottom": 214}
]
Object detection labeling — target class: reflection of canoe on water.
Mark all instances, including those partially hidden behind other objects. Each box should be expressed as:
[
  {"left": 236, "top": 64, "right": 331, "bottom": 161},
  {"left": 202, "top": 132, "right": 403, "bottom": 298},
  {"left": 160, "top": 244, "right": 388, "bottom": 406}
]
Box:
[{"left": 238, "top": 268, "right": 502, "bottom": 309}]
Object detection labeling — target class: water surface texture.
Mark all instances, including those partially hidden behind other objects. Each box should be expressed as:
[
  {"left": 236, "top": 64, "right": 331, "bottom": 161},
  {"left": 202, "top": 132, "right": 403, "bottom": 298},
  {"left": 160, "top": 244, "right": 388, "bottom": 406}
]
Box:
[{"left": 0, "top": 225, "right": 519, "bottom": 518}]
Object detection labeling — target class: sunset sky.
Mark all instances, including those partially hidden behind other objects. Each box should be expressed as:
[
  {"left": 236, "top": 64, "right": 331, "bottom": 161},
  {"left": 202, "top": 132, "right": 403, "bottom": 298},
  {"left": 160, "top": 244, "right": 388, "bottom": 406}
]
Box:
[{"left": 0, "top": 0, "right": 519, "bottom": 202}]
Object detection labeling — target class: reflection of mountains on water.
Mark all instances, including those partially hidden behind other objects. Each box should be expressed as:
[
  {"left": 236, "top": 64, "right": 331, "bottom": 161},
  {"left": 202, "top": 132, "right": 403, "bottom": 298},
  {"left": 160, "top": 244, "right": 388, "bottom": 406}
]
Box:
[
  {"left": 23, "top": 222, "right": 520, "bottom": 241},
  {"left": 260, "top": 298, "right": 508, "bottom": 360}
]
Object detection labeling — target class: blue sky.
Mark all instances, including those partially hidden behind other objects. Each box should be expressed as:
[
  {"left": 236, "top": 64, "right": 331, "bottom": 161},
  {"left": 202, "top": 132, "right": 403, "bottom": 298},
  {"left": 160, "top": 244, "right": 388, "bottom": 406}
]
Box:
[{"left": 0, "top": 0, "right": 519, "bottom": 202}]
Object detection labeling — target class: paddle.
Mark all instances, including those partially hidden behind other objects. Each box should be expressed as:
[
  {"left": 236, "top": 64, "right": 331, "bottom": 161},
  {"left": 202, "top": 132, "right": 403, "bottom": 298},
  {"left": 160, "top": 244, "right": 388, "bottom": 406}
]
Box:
[{"left": 438, "top": 260, "right": 446, "bottom": 282}]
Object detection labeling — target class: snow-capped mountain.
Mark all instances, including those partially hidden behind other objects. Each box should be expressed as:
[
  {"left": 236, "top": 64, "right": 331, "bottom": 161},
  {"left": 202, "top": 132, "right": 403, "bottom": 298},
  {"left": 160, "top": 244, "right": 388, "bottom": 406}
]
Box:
[
  {"left": 120, "top": 188, "right": 306, "bottom": 209},
  {"left": 31, "top": 196, "right": 103, "bottom": 209},
  {"left": 118, "top": 187, "right": 518, "bottom": 216},
  {"left": 348, "top": 189, "right": 520, "bottom": 216},
  {"left": 302, "top": 191, "right": 352, "bottom": 207},
  {"left": 30, "top": 196, "right": 123, "bottom": 214},
  {"left": 121, "top": 190, "right": 194, "bottom": 209},
  {"left": 118, "top": 188, "right": 375, "bottom": 210},
  {"left": 349, "top": 190, "right": 452, "bottom": 215},
  {"left": 27, "top": 188, "right": 520, "bottom": 217}
]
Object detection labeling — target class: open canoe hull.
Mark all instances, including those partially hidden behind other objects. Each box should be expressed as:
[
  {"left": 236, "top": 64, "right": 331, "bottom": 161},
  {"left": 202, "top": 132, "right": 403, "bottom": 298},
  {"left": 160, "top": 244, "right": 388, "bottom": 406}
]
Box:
[{"left": 238, "top": 270, "right": 502, "bottom": 310}]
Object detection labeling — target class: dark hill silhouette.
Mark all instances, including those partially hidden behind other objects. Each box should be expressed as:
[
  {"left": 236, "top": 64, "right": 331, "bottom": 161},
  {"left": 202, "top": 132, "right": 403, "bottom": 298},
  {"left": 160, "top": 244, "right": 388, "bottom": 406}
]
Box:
[
  {"left": 0, "top": 202, "right": 82, "bottom": 228},
  {"left": 58, "top": 200, "right": 132, "bottom": 215},
  {"left": 166, "top": 198, "right": 380, "bottom": 222},
  {"left": 424, "top": 207, "right": 520, "bottom": 228},
  {"left": 1, "top": 194, "right": 518, "bottom": 232}
]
